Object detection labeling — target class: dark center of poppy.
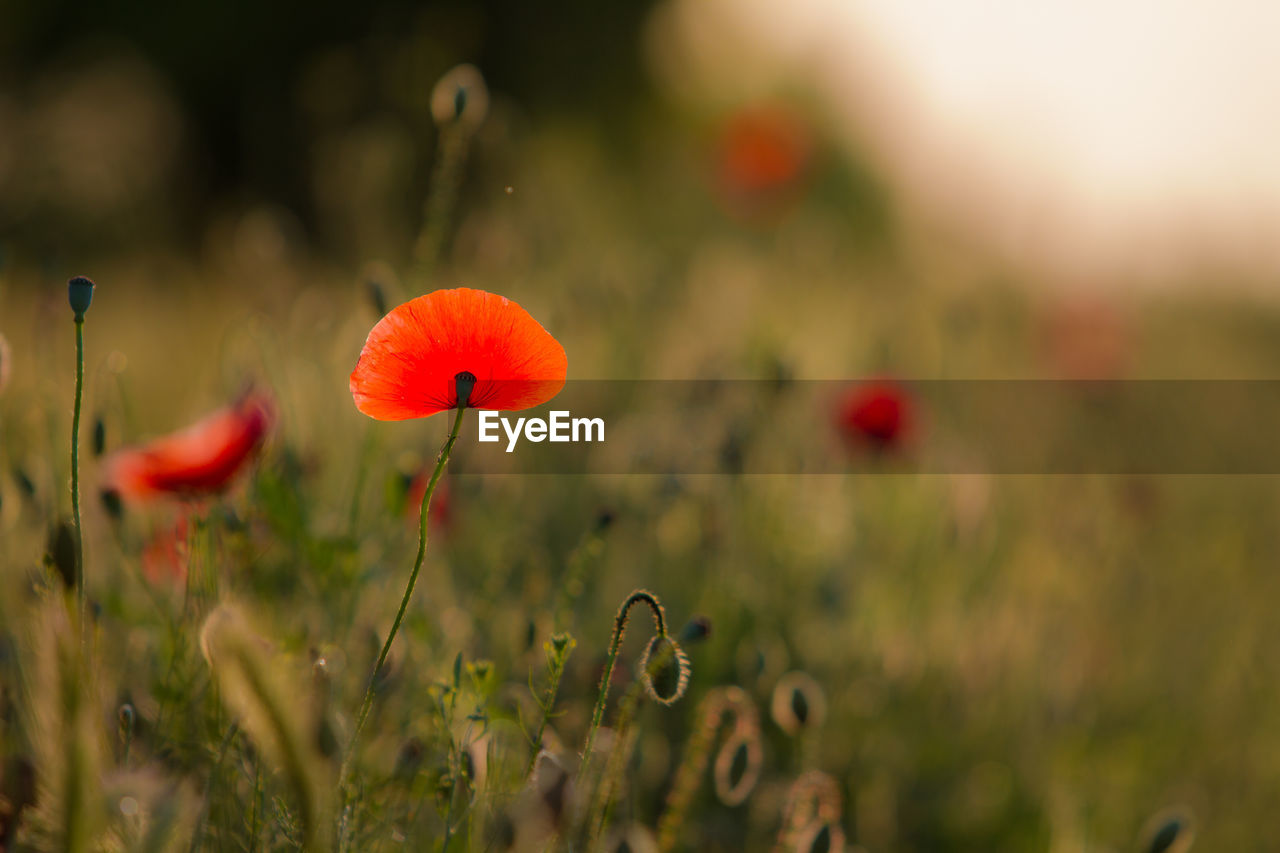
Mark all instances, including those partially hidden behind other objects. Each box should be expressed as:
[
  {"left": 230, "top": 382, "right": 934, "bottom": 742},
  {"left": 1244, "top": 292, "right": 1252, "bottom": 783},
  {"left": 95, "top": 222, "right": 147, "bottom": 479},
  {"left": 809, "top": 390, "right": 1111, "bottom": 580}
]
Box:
[{"left": 454, "top": 371, "right": 477, "bottom": 409}]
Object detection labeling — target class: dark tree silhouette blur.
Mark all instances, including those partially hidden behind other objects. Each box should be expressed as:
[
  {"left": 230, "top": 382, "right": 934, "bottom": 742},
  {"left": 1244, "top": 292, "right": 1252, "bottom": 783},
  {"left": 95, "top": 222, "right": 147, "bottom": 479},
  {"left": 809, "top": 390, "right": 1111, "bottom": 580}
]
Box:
[{"left": 0, "top": 0, "right": 658, "bottom": 253}]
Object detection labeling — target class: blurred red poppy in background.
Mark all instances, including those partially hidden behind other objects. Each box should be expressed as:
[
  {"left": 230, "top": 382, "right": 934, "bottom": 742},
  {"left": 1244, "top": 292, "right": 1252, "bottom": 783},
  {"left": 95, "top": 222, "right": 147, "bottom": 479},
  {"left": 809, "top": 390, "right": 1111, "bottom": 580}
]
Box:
[
  {"left": 0, "top": 333, "right": 10, "bottom": 395},
  {"left": 142, "top": 515, "right": 189, "bottom": 583},
  {"left": 1038, "top": 296, "right": 1131, "bottom": 381},
  {"left": 350, "top": 287, "right": 567, "bottom": 421},
  {"left": 715, "top": 102, "right": 812, "bottom": 219},
  {"left": 836, "top": 380, "right": 913, "bottom": 451},
  {"left": 102, "top": 390, "right": 273, "bottom": 501}
]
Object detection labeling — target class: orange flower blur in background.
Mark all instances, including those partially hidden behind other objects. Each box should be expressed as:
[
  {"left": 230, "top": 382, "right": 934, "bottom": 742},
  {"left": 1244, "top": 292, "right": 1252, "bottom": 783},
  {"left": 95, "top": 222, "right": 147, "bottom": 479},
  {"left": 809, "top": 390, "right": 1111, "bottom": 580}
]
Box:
[
  {"left": 1038, "top": 296, "right": 1131, "bottom": 381},
  {"left": 101, "top": 390, "right": 274, "bottom": 501},
  {"left": 714, "top": 102, "right": 812, "bottom": 220},
  {"left": 350, "top": 287, "right": 567, "bottom": 420}
]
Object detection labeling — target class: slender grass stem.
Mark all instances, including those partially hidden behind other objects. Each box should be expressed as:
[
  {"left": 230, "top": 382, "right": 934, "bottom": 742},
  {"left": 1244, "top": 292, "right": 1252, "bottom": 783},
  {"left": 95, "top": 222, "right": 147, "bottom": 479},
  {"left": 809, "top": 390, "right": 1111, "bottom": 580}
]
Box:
[
  {"left": 579, "top": 590, "right": 666, "bottom": 775},
  {"left": 340, "top": 404, "right": 467, "bottom": 784},
  {"left": 415, "top": 128, "right": 468, "bottom": 280},
  {"left": 71, "top": 317, "right": 87, "bottom": 650}
]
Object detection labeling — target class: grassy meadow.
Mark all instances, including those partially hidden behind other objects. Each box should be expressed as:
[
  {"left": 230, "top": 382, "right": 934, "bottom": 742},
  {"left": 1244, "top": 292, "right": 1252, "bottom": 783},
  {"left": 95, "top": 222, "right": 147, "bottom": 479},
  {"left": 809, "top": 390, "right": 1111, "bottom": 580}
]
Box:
[{"left": 2, "top": 57, "right": 1280, "bottom": 853}]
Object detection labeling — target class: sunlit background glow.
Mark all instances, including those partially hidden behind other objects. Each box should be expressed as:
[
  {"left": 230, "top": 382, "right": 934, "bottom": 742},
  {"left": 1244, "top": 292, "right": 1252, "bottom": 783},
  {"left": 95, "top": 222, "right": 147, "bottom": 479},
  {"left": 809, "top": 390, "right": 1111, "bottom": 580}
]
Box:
[{"left": 648, "top": 0, "right": 1280, "bottom": 290}]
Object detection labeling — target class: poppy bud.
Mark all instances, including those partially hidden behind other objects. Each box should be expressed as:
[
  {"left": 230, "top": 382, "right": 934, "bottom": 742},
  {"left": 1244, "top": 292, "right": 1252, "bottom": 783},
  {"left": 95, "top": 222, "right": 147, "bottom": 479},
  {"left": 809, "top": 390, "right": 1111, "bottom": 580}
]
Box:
[
  {"left": 713, "top": 732, "right": 763, "bottom": 806},
  {"left": 677, "top": 615, "right": 712, "bottom": 644},
  {"left": 639, "top": 635, "right": 690, "bottom": 705},
  {"left": 67, "top": 276, "right": 96, "bottom": 320},
  {"left": 430, "top": 64, "right": 489, "bottom": 133},
  {"left": 771, "top": 672, "right": 827, "bottom": 736}
]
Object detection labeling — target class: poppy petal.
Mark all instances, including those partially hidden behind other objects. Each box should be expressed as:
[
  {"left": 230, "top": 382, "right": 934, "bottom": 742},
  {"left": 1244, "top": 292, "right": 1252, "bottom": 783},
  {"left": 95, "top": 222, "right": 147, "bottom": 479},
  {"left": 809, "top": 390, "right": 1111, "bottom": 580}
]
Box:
[
  {"left": 349, "top": 288, "right": 567, "bottom": 421},
  {"left": 103, "top": 392, "right": 273, "bottom": 500}
]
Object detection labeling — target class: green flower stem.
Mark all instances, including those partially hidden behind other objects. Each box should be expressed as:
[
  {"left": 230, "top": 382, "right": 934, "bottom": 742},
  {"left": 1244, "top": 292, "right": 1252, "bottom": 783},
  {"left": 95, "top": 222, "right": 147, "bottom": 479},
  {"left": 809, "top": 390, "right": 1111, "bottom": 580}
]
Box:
[
  {"left": 71, "top": 317, "right": 86, "bottom": 648},
  {"left": 579, "top": 590, "right": 665, "bottom": 775},
  {"left": 340, "top": 404, "right": 467, "bottom": 784}
]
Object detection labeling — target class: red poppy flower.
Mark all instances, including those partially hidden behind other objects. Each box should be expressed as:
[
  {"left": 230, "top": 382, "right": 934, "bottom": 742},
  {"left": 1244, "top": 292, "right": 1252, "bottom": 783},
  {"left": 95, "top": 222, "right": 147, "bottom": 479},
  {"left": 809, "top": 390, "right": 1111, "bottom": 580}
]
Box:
[
  {"left": 102, "top": 391, "right": 273, "bottom": 501},
  {"left": 349, "top": 287, "right": 567, "bottom": 420},
  {"left": 0, "top": 333, "right": 10, "bottom": 395},
  {"left": 715, "top": 102, "right": 812, "bottom": 217},
  {"left": 1039, "top": 296, "right": 1130, "bottom": 381},
  {"left": 836, "top": 380, "right": 912, "bottom": 450},
  {"left": 142, "top": 516, "right": 189, "bottom": 583}
]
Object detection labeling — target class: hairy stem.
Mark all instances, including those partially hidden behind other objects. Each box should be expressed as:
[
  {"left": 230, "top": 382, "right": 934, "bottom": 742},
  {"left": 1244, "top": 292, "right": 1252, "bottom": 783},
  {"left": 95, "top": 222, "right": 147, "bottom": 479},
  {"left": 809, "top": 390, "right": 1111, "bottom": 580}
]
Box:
[
  {"left": 340, "top": 404, "right": 467, "bottom": 784},
  {"left": 71, "top": 318, "right": 86, "bottom": 650},
  {"left": 579, "top": 590, "right": 666, "bottom": 775}
]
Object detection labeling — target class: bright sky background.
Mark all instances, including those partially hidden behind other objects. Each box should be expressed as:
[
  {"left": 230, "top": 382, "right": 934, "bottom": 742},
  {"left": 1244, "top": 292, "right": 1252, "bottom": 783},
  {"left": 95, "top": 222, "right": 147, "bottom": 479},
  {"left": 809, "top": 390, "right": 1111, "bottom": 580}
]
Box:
[{"left": 648, "top": 0, "right": 1280, "bottom": 289}]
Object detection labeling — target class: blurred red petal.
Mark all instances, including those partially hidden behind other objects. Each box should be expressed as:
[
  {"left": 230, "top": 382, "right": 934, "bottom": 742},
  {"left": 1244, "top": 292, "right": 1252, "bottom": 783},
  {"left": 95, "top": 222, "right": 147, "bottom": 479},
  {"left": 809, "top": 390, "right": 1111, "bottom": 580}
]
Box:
[{"left": 103, "top": 391, "right": 273, "bottom": 501}]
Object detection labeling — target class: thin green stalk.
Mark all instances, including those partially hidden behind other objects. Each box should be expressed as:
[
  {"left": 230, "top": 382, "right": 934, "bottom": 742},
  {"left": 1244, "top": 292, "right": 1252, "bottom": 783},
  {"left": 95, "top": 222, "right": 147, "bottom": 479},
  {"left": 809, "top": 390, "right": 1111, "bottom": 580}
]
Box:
[
  {"left": 340, "top": 404, "right": 467, "bottom": 784},
  {"left": 71, "top": 318, "right": 86, "bottom": 649},
  {"left": 415, "top": 128, "right": 468, "bottom": 280},
  {"left": 188, "top": 722, "right": 239, "bottom": 853},
  {"left": 587, "top": 639, "right": 680, "bottom": 846},
  {"left": 579, "top": 591, "right": 666, "bottom": 776}
]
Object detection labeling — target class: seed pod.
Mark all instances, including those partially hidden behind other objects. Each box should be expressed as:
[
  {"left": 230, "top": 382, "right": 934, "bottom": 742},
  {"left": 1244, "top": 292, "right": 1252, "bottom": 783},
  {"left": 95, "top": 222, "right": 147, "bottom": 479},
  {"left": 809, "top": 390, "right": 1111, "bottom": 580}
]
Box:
[
  {"left": 640, "top": 635, "right": 691, "bottom": 705},
  {"left": 430, "top": 64, "right": 489, "bottom": 134},
  {"left": 68, "top": 276, "right": 96, "bottom": 320}
]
